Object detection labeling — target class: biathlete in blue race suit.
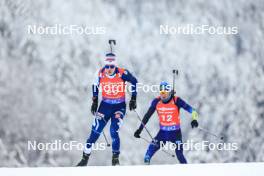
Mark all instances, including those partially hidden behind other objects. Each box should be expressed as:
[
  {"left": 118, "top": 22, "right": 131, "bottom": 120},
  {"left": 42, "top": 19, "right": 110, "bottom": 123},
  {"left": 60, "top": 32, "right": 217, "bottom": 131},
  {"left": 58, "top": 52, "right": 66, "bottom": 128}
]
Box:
[
  {"left": 77, "top": 53, "right": 138, "bottom": 166},
  {"left": 134, "top": 81, "right": 199, "bottom": 164}
]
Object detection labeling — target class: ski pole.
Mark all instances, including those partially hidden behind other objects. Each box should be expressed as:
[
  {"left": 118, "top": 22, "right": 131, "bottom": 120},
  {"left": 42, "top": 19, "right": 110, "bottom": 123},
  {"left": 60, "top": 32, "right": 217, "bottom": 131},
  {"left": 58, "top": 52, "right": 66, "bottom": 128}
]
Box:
[
  {"left": 139, "top": 136, "right": 175, "bottom": 158},
  {"left": 108, "top": 39, "right": 116, "bottom": 53},
  {"left": 172, "top": 69, "right": 178, "bottom": 95},
  {"left": 133, "top": 109, "right": 176, "bottom": 158},
  {"left": 102, "top": 131, "right": 111, "bottom": 147},
  {"left": 198, "top": 127, "right": 224, "bottom": 140},
  {"left": 171, "top": 69, "right": 224, "bottom": 141},
  {"left": 133, "top": 109, "right": 154, "bottom": 139}
]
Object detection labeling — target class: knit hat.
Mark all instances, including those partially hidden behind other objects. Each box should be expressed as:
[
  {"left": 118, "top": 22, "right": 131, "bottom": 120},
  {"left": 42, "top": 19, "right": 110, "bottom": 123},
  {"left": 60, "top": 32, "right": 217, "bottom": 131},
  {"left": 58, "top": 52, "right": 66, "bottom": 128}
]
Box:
[{"left": 104, "top": 53, "right": 116, "bottom": 65}]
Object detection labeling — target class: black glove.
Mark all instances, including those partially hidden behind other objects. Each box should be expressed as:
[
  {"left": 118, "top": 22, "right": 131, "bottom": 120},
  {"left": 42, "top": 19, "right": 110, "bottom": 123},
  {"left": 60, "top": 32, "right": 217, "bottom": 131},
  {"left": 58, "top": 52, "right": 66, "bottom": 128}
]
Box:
[
  {"left": 134, "top": 128, "right": 142, "bottom": 138},
  {"left": 91, "top": 97, "right": 98, "bottom": 115},
  {"left": 129, "top": 95, "right": 137, "bottom": 111},
  {"left": 191, "top": 120, "right": 198, "bottom": 128}
]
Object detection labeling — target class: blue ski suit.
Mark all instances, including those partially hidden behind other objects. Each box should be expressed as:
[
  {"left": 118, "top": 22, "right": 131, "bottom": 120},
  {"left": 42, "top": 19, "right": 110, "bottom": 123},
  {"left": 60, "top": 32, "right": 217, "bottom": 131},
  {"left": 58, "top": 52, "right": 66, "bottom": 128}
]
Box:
[
  {"left": 84, "top": 67, "right": 137, "bottom": 155},
  {"left": 138, "top": 95, "right": 194, "bottom": 164}
]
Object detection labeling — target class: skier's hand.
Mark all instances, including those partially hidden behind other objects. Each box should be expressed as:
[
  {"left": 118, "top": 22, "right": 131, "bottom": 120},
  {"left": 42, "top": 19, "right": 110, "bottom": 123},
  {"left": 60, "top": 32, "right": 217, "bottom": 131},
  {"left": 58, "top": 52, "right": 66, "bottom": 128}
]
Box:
[
  {"left": 91, "top": 97, "right": 98, "bottom": 115},
  {"left": 191, "top": 120, "right": 198, "bottom": 128},
  {"left": 134, "top": 129, "right": 142, "bottom": 138},
  {"left": 129, "top": 95, "right": 137, "bottom": 111}
]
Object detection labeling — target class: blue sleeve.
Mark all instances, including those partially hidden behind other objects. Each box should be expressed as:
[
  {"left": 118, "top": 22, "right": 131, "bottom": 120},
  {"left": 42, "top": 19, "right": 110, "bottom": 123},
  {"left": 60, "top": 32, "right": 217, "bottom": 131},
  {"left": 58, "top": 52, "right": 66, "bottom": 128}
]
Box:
[
  {"left": 150, "top": 98, "right": 159, "bottom": 109},
  {"left": 175, "top": 97, "right": 193, "bottom": 113},
  {"left": 138, "top": 98, "right": 159, "bottom": 130},
  {"left": 121, "top": 69, "right": 138, "bottom": 96},
  {"left": 146, "top": 98, "right": 159, "bottom": 114}
]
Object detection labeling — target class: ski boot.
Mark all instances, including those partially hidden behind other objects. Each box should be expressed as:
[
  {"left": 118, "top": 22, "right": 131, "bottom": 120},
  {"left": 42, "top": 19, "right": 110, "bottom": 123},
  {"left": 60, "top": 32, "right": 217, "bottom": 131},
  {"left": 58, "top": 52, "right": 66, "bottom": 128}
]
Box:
[
  {"left": 77, "top": 152, "right": 90, "bottom": 166},
  {"left": 112, "top": 153, "right": 120, "bottom": 166},
  {"left": 144, "top": 156, "right": 150, "bottom": 165}
]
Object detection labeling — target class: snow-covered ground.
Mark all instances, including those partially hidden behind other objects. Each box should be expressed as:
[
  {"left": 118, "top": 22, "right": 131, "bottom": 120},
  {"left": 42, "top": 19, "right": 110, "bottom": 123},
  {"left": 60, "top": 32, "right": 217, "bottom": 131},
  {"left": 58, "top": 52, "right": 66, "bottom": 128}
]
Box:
[{"left": 1, "top": 163, "right": 264, "bottom": 176}]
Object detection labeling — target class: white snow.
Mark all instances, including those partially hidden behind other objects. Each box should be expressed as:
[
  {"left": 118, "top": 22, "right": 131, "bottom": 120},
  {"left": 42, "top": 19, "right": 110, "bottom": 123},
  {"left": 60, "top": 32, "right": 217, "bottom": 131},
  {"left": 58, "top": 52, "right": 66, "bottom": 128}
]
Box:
[{"left": 1, "top": 163, "right": 264, "bottom": 176}]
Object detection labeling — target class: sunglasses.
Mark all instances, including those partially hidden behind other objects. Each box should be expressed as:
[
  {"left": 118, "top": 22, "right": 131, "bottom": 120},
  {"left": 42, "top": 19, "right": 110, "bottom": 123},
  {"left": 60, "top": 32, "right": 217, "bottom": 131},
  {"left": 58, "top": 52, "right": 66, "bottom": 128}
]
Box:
[
  {"left": 160, "top": 90, "right": 170, "bottom": 95},
  {"left": 105, "top": 65, "right": 115, "bottom": 69}
]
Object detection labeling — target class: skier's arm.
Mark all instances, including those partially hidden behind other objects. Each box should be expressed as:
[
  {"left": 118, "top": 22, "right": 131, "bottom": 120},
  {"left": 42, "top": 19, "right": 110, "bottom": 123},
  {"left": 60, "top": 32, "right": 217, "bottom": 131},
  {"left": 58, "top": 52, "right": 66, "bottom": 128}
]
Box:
[
  {"left": 91, "top": 70, "right": 100, "bottom": 114},
  {"left": 138, "top": 98, "right": 159, "bottom": 131},
  {"left": 175, "top": 97, "right": 199, "bottom": 122},
  {"left": 121, "top": 69, "right": 138, "bottom": 97},
  {"left": 122, "top": 69, "right": 138, "bottom": 110},
  {"left": 92, "top": 71, "right": 100, "bottom": 97},
  {"left": 175, "top": 97, "right": 193, "bottom": 113},
  {"left": 134, "top": 98, "right": 159, "bottom": 138},
  {"left": 92, "top": 84, "right": 99, "bottom": 97}
]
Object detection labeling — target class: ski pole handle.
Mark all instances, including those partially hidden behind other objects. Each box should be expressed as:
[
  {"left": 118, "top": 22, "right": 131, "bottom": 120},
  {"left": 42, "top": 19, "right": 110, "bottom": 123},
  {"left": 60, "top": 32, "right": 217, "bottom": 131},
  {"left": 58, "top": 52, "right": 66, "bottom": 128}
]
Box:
[
  {"left": 108, "top": 39, "right": 116, "bottom": 45},
  {"left": 108, "top": 39, "right": 116, "bottom": 53}
]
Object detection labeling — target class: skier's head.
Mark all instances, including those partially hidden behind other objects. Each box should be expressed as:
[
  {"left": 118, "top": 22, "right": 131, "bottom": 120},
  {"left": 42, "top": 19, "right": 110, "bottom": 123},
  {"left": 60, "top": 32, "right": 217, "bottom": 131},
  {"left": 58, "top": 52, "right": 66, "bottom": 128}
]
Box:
[
  {"left": 104, "top": 53, "right": 116, "bottom": 75},
  {"left": 159, "top": 81, "right": 172, "bottom": 102}
]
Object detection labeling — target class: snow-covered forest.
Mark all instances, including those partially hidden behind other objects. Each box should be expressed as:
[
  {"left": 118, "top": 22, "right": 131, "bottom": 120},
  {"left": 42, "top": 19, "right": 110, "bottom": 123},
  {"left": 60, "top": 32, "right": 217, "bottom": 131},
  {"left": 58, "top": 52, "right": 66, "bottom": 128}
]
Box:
[{"left": 0, "top": 0, "right": 263, "bottom": 166}]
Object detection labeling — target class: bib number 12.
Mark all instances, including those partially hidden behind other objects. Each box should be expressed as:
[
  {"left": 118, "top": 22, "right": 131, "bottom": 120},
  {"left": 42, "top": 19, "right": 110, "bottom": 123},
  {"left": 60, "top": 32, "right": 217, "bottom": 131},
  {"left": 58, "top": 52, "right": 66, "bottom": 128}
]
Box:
[{"left": 161, "top": 115, "right": 172, "bottom": 122}]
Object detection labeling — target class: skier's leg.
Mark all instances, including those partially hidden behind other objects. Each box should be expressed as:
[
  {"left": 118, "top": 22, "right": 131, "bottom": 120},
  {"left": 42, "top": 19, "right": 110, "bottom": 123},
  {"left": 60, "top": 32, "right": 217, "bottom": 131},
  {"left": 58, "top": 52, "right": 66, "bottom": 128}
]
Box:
[
  {"left": 110, "top": 107, "right": 126, "bottom": 165},
  {"left": 173, "top": 129, "right": 187, "bottom": 164},
  {"left": 77, "top": 115, "right": 109, "bottom": 166},
  {"left": 144, "top": 141, "right": 160, "bottom": 164},
  {"left": 144, "top": 130, "right": 163, "bottom": 164},
  {"left": 175, "top": 142, "right": 187, "bottom": 164},
  {"left": 77, "top": 102, "right": 111, "bottom": 166},
  {"left": 110, "top": 114, "right": 124, "bottom": 154},
  {"left": 84, "top": 113, "right": 110, "bottom": 154}
]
